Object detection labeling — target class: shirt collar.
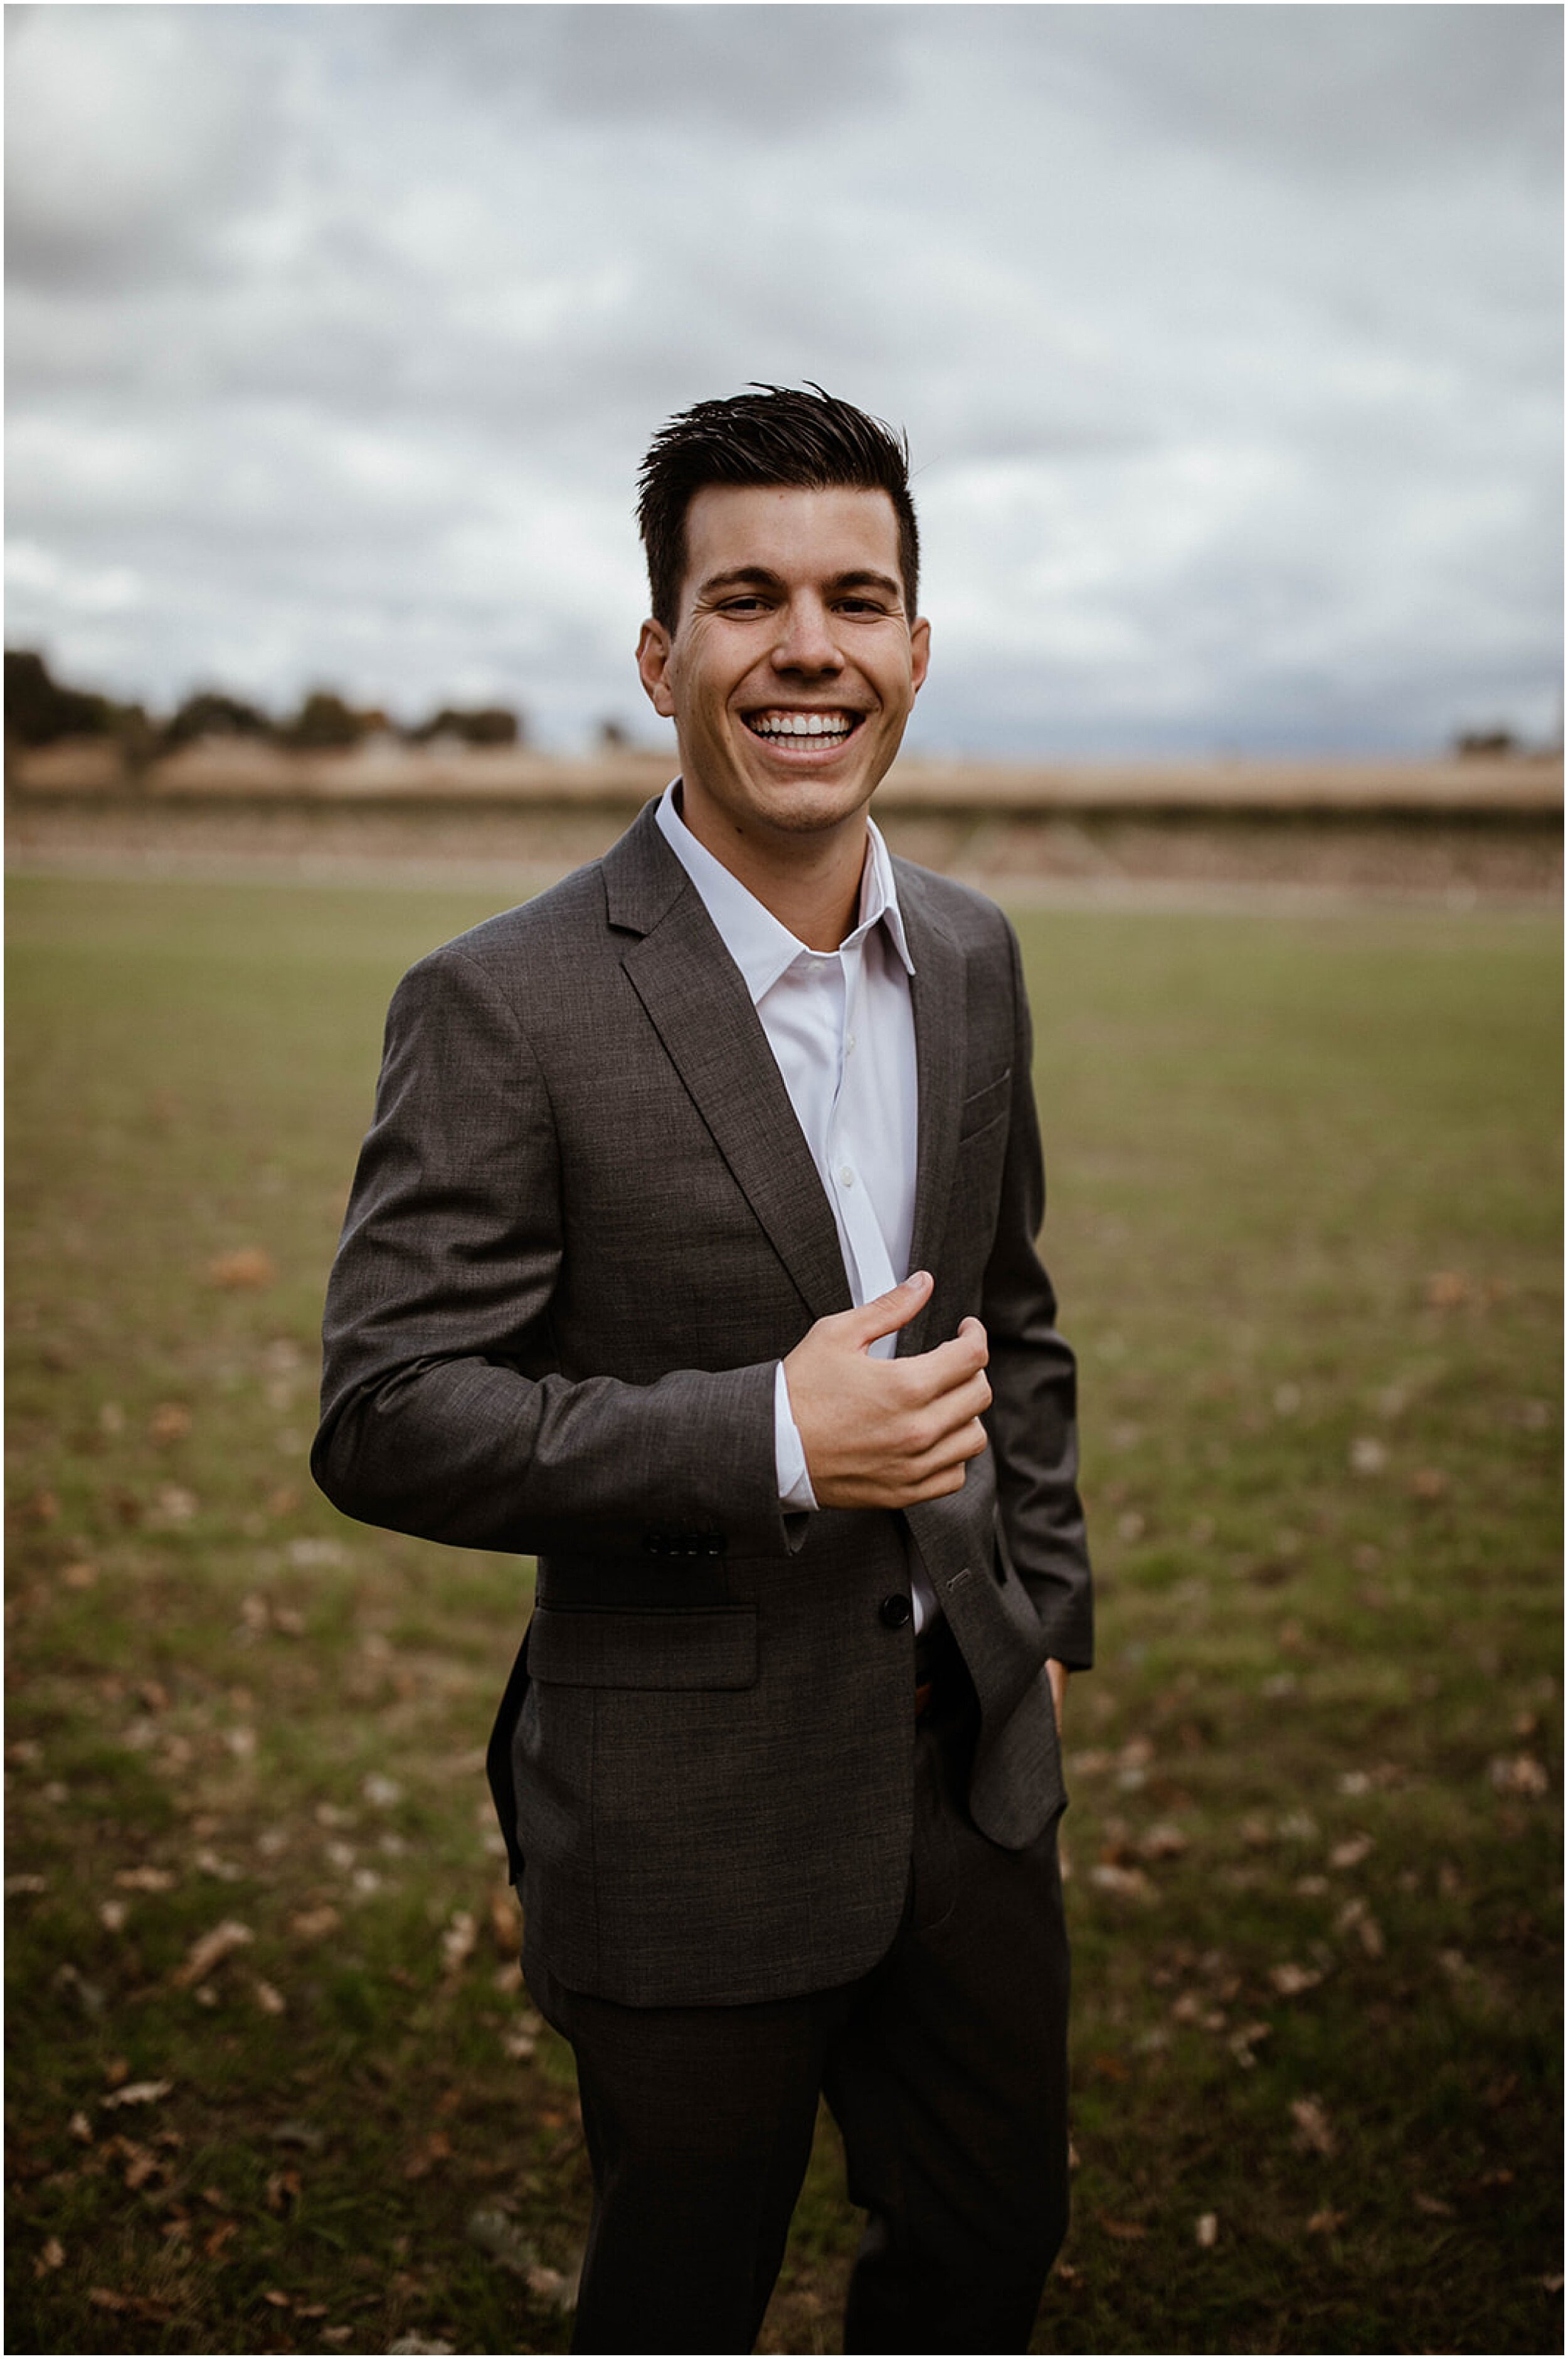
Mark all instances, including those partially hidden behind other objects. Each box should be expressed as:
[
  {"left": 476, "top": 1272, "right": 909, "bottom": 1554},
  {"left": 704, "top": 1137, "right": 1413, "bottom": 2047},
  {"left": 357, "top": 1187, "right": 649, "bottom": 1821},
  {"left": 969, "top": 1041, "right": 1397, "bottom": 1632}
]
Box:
[{"left": 655, "top": 780, "right": 915, "bottom": 1007}]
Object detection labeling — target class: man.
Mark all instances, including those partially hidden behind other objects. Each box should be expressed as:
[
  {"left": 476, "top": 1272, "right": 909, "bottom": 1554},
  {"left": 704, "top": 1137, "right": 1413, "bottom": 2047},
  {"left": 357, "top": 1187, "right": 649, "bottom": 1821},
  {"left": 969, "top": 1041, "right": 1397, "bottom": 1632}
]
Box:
[{"left": 313, "top": 386, "right": 1093, "bottom": 2354}]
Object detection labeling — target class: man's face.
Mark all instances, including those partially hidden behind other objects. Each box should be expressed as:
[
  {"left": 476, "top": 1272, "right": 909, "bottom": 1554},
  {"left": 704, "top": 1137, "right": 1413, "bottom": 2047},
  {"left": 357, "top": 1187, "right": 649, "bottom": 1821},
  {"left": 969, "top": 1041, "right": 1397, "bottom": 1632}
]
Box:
[{"left": 636, "top": 484, "right": 929, "bottom": 849}]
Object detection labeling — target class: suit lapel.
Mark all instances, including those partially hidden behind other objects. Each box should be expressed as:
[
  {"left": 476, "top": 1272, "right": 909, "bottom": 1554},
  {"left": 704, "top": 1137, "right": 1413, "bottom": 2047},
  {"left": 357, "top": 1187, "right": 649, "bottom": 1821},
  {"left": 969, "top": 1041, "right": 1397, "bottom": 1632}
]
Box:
[
  {"left": 896, "top": 868, "right": 967, "bottom": 1357},
  {"left": 608, "top": 809, "right": 852, "bottom": 1323}
]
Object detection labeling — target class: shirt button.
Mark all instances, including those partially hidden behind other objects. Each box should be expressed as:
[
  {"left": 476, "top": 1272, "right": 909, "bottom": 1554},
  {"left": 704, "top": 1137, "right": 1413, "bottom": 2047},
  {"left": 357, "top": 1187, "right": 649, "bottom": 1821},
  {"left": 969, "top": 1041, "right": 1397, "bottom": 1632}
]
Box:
[
  {"left": 845, "top": 1032, "right": 857, "bottom": 1054},
  {"left": 839, "top": 1164, "right": 854, "bottom": 1188}
]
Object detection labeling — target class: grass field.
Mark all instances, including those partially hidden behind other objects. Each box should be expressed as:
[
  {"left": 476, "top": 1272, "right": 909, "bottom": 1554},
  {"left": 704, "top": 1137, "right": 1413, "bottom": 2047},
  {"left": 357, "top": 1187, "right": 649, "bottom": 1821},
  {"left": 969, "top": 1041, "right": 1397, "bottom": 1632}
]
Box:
[{"left": 6, "top": 871, "right": 1562, "bottom": 2356}]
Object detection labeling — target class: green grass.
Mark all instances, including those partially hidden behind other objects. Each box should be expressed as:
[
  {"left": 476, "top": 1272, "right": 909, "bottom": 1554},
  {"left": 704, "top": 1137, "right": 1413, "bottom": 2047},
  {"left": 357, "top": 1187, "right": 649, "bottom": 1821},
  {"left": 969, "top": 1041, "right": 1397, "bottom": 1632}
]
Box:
[{"left": 6, "top": 873, "right": 1561, "bottom": 2355}]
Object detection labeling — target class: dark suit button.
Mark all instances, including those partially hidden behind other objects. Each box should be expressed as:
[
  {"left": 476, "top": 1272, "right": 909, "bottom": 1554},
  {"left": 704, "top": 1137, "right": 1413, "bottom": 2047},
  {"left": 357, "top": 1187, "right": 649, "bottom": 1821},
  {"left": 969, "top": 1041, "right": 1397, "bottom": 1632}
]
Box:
[{"left": 879, "top": 1593, "right": 913, "bottom": 1629}]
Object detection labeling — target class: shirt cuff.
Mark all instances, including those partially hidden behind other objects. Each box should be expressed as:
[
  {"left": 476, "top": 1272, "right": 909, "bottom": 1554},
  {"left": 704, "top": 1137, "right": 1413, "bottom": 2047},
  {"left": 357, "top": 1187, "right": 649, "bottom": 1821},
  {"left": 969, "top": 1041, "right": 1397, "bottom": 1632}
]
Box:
[{"left": 773, "top": 1360, "right": 819, "bottom": 1513}]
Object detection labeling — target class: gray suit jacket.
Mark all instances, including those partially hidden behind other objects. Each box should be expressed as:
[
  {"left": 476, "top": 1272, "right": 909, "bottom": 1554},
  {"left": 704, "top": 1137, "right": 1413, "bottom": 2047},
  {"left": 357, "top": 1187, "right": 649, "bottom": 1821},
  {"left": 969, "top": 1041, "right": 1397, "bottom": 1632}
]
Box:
[{"left": 313, "top": 800, "right": 1092, "bottom": 2006}]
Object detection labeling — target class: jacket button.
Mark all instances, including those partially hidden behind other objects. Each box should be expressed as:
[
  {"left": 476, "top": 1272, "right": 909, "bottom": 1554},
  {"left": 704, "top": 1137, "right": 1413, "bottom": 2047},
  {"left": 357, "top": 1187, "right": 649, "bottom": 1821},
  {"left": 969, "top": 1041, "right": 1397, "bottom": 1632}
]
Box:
[{"left": 879, "top": 1593, "right": 913, "bottom": 1629}]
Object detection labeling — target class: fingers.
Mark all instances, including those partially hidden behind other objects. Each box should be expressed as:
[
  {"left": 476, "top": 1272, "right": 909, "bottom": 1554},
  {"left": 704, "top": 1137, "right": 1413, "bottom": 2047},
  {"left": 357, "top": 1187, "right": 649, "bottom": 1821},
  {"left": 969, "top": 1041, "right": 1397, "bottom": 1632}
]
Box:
[{"left": 841, "top": 1268, "right": 933, "bottom": 1350}]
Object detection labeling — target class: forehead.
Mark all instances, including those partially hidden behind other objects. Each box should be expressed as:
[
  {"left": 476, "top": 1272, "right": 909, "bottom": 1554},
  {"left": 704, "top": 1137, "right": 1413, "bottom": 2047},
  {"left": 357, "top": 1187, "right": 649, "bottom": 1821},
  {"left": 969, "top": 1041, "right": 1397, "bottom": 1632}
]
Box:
[{"left": 681, "top": 483, "right": 904, "bottom": 602}]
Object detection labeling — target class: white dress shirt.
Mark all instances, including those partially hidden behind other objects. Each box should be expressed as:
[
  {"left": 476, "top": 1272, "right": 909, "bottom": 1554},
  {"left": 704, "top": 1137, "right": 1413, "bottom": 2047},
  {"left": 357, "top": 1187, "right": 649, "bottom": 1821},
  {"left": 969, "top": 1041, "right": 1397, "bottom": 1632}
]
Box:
[{"left": 655, "top": 783, "right": 938, "bottom": 1629}]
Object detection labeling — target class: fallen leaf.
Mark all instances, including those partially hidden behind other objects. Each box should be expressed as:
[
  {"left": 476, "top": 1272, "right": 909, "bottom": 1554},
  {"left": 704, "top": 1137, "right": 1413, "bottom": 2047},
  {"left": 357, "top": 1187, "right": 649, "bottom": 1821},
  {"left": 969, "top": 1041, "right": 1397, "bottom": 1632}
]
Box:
[
  {"left": 89, "top": 2289, "right": 130, "bottom": 2313},
  {"left": 1088, "top": 1863, "right": 1153, "bottom": 1900},
  {"left": 102, "top": 2079, "right": 174, "bottom": 2111},
  {"left": 1329, "top": 1833, "right": 1375, "bottom": 1870},
  {"left": 1335, "top": 1897, "right": 1385, "bottom": 1957},
  {"left": 171, "top": 1919, "right": 253, "bottom": 1988},
  {"left": 363, "top": 1772, "right": 403, "bottom": 1808},
  {"left": 502, "top": 2025, "right": 538, "bottom": 2062},
  {"left": 441, "top": 1909, "right": 477, "bottom": 1975},
  {"left": 1409, "top": 1467, "right": 1448, "bottom": 1499},
  {"left": 265, "top": 2168, "right": 301, "bottom": 2214},
  {"left": 1490, "top": 1754, "right": 1549, "bottom": 1799},
  {"left": 1414, "top": 2191, "right": 1456, "bottom": 2217},
  {"left": 1229, "top": 2021, "right": 1271, "bottom": 2067},
  {"left": 1306, "top": 2207, "right": 1347, "bottom": 2235},
  {"left": 1348, "top": 1437, "right": 1387, "bottom": 1475},
  {"left": 1269, "top": 1962, "right": 1325, "bottom": 1997},
  {"left": 116, "top": 1865, "right": 176, "bottom": 1892},
  {"left": 147, "top": 1483, "right": 198, "bottom": 1530},
  {"left": 34, "top": 2237, "right": 65, "bottom": 2276},
  {"left": 203, "top": 2219, "right": 238, "bottom": 2259},
  {"left": 1139, "top": 1823, "right": 1188, "bottom": 1861},
  {"left": 271, "top": 2120, "right": 326, "bottom": 2151},
  {"left": 252, "top": 1979, "right": 286, "bottom": 2016},
  {"left": 1096, "top": 2213, "right": 1149, "bottom": 2241},
  {"left": 6, "top": 1873, "right": 48, "bottom": 1895},
  {"left": 67, "top": 2111, "right": 93, "bottom": 2144},
  {"left": 208, "top": 1248, "right": 276, "bottom": 1291},
  {"left": 149, "top": 1403, "right": 192, "bottom": 1446},
  {"left": 1240, "top": 1813, "right": 1273, "bottom": 1849},
  {"left": 404, "top": 2129, "right": 453, "bottom": 2180},
  {"left": 1425, "top": 1270, "right": 1469, "bottom": 1308},
  {"left": 1290, "top": 2095, "right": 1337, "bottom": 2157},
  {"left": 468, "top": 2207, "right": 541, "bottom": 2276},
  {"left": 289, "top": 1905, "right": 341, "bottom": 1941},
  {"left": 262, "top": 2287, "right": 291, "bottom": 2308},
  {"left": 100, "top": 1899, "right": 129, "bottom": 1933},
  {"left": 1194, "top": 2212, "right": 1219, "bottom": 2249},
  {"left": 61, "top": 1561, "right": 97, "bottom": 1590}
]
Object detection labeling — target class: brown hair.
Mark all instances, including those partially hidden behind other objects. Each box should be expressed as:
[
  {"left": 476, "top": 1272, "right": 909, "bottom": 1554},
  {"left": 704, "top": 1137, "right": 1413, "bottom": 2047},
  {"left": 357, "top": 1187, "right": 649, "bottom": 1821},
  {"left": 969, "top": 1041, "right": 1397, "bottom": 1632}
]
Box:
[{"left": 637, "top": 383, "right": 919, "bottom": 631}]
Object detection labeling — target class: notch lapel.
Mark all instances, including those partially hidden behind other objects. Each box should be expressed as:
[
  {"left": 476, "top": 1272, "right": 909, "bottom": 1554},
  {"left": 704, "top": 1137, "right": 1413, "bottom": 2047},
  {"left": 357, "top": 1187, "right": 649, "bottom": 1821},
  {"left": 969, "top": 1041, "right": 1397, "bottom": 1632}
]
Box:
[{"left": 616, "top": 857, "right": 852, "bottom": 1326}]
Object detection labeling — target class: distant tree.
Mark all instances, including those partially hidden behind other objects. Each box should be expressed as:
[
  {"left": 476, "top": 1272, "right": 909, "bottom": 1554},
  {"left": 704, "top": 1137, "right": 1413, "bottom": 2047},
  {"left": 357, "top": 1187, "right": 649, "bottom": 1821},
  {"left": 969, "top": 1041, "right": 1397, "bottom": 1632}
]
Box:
[
  {"left": 406, "top": 704, "right": 523, "bottom": 748},
  {"left": 597, "top": 719, "right": 631, "bottom": 750},
  {"left": 4, "top": 649, "right": 113, "bottom": 746},
  {"left": 1454, "top": 727, "right": 1518, "bottom": 758},
  {"left": 283, "top": 690, "right": 368, "bottom": 752},
  {"left": 162, "top": 690, "right": 273, "bottom": 752}
]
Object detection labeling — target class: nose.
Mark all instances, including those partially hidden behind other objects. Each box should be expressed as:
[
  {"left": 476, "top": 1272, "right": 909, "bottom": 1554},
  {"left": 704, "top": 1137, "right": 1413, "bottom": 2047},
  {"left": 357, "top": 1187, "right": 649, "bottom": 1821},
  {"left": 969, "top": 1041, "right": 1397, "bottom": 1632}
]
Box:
[{"left": 771, "top": 591, "right": 842, "bottom": 677}]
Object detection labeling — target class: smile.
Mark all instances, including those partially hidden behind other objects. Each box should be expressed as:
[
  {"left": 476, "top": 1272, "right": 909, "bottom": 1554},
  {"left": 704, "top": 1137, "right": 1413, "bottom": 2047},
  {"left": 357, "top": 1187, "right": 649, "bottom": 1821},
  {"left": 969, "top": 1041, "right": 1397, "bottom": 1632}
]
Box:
[{"left": 743, "top": 710, "right": 862, "bottom": 745}]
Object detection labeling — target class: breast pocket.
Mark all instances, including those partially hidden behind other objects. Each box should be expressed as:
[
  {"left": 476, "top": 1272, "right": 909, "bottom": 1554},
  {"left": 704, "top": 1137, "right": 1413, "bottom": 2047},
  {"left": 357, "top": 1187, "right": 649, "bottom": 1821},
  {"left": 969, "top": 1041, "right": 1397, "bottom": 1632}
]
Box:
[
  {"left": 958, "top": 1067, "right": 1011, "bottom": 1142},
  {"left": 526, "top": 1603, "right": 758, "bottom": 1691}
]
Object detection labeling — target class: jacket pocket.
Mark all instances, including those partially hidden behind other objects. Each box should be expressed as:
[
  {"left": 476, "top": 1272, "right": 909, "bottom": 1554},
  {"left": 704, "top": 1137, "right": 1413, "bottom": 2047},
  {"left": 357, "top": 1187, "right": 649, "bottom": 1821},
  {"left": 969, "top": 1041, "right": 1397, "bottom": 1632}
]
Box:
[
  {"left": 958, "top": 1067, "right": 1011, "bottom": 1140},
  {"left": 526, "top": 1602, "right": 758, "bottom": 1691}
]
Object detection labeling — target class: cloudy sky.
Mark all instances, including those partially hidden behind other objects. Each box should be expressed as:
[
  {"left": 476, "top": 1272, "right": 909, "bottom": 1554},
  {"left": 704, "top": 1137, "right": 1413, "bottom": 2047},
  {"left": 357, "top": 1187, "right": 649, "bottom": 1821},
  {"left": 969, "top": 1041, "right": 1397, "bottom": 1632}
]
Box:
[{"left": 6, "top": 3, "right": 1561, "bottom": 757}]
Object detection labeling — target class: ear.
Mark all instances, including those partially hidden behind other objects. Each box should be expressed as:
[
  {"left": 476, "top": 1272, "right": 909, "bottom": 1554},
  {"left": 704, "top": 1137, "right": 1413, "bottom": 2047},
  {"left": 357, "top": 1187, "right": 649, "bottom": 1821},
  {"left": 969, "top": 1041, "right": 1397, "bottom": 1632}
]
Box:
[
  {"left": 637, "top": 620, "right": 677, "bottom": 718},
  {"left": 909, "top": 615, "right": 931, "bottom": 696}
]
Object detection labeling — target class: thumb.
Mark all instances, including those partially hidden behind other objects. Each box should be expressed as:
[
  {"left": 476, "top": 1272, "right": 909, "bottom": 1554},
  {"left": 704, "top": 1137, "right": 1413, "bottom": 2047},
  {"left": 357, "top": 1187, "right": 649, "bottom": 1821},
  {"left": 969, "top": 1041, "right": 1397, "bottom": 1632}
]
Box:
[{"left": 845, "top": 1269, "right": 933, "bottom": 1351}]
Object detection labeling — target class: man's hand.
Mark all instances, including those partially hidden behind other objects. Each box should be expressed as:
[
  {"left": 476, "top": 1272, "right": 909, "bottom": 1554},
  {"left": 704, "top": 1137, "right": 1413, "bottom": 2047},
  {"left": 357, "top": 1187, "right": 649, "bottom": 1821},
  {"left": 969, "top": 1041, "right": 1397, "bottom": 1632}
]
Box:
[{"left": 782, "top": 1270, "right": 992, "bottom": 1510}]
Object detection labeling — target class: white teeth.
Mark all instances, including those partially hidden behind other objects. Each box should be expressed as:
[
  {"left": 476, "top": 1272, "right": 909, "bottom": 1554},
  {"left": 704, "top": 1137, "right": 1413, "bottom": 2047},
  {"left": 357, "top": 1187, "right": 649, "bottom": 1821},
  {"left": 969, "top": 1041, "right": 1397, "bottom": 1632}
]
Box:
[{"left": 751, "top": 713, "right": 854, "bottom": 739}]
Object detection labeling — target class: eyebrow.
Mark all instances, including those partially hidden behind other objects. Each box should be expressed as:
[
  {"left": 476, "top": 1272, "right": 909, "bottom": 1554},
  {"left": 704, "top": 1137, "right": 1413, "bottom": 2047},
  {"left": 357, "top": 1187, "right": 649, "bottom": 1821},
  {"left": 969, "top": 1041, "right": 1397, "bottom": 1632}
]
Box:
[{"left": 696, "top": 566, "right": 904, "bottom": 602}]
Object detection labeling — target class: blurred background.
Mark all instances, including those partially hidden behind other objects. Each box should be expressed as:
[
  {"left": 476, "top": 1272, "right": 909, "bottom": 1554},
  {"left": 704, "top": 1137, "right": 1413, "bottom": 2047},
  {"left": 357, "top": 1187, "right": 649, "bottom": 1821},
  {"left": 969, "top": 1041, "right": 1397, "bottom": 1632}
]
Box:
[
  {"left": 6, "top": 1, "right": 1562, "bottom": 757},
  {"left": 6, "top": 8, "right": 1562, "bottom": 2356}
]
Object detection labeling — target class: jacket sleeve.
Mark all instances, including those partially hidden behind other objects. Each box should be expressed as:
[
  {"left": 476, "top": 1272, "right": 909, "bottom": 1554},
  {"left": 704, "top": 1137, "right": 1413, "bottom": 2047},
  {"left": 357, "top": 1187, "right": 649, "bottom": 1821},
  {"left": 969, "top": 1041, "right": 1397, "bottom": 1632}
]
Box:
[
  {"left": 311, "top": 945, "right": 792, "bottom": 1560},
  {"left": 979, "top": 920, "right": 1095, "bottom": 1669}
]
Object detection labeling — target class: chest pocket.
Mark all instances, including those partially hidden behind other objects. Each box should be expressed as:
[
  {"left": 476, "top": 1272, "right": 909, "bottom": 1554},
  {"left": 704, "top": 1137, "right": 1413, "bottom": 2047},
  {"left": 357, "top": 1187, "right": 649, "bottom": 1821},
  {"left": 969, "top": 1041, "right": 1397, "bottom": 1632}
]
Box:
[{"left": 958, "top": 1068, "right": 1010, "bottom": 1142}]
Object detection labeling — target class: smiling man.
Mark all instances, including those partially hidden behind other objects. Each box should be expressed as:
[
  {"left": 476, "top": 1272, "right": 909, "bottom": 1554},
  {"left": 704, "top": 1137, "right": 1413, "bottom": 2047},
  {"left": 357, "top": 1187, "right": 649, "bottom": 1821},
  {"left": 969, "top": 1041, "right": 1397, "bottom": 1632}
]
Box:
[{"left": 314, "top": 386, "right": 1093, "bottom": 2355}]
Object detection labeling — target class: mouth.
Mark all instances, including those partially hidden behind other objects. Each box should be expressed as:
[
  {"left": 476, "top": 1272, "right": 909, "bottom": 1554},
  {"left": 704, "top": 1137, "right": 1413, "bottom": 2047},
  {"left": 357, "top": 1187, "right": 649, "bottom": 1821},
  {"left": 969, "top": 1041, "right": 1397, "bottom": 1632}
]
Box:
[{"left": 741, "top": 707, "right": 865, "bottom": 752}]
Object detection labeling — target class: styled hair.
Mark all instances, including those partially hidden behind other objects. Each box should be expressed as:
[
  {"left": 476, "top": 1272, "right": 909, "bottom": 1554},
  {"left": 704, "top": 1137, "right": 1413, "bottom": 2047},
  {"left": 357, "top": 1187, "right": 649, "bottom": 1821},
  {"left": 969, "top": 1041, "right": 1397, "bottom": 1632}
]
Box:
[{"left": 637, "top": 383, "right": 919, "bottom": 631}]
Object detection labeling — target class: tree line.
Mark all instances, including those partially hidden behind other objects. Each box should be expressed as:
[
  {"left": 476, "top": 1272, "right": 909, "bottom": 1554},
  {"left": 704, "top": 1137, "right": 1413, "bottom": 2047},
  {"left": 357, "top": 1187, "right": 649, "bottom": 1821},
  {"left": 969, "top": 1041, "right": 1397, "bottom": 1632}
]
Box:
[{"left": 4, "top": 649, "right": 524, "bottom": 762}]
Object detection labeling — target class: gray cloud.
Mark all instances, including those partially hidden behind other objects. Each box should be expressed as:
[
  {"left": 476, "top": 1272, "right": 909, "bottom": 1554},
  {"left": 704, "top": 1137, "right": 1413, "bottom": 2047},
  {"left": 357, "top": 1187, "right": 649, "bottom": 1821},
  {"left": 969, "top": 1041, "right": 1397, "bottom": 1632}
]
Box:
[{"left": 4, "top": 4, "right": 1560, "bottom": 752}]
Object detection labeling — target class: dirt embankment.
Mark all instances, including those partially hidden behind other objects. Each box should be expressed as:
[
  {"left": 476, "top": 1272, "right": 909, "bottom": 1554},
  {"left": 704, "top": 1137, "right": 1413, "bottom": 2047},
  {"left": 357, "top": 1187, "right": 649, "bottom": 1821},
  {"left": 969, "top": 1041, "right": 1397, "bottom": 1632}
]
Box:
[{"left": 7, "top": 742, "right": 1561, "bottom": 907}]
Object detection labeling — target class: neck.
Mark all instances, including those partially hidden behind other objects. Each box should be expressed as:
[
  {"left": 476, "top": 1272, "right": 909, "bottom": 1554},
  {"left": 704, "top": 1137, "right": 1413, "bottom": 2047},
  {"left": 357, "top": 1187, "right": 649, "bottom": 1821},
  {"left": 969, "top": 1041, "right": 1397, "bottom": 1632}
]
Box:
[{"left": 675, "top": 782, "right": 867, "bottom": 951}]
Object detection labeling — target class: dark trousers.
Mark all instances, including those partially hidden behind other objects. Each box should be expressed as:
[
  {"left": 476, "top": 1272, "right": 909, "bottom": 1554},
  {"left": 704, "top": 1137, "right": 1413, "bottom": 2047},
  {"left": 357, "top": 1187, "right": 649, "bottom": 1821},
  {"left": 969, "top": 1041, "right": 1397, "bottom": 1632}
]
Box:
[{"left": 528, "top": 1659, "right": 1071, "bottom": 2355}]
